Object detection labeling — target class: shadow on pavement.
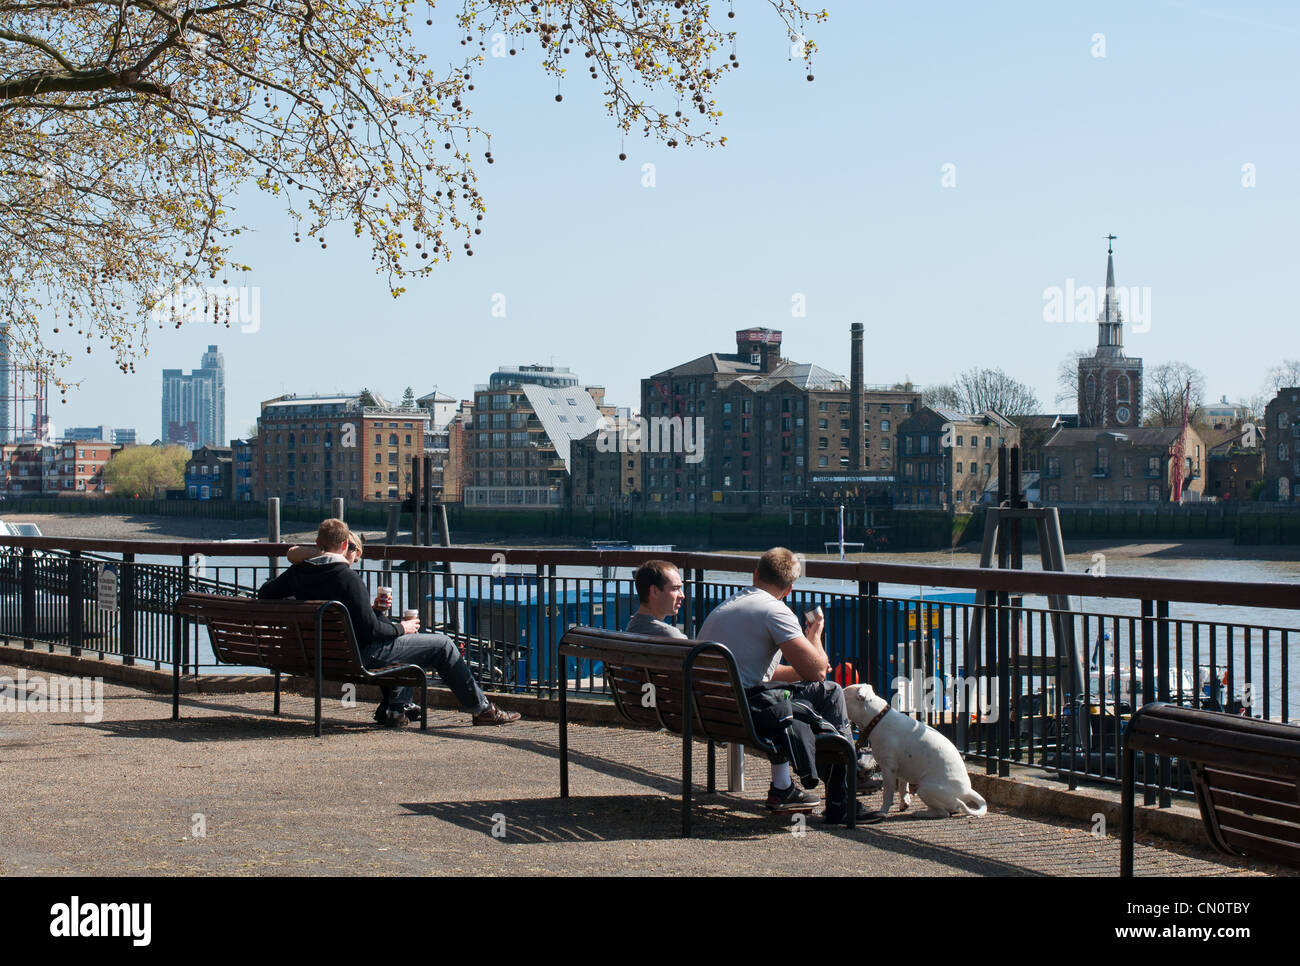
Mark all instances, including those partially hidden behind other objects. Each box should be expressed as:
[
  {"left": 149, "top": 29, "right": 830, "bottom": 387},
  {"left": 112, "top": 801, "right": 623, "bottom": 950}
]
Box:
[{"left": 400, "top": 794, "right": 773, "bottom": 843}]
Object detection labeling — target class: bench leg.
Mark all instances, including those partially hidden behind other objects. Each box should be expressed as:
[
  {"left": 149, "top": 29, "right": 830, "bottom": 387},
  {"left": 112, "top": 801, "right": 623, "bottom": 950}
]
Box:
[
  {"left": 314, "top": 623, "right": 323, "bottom": 738},
  {"left": 844, "top": 745, "right": 856, "bottom": 829},
  {"left": 274, "top": 671, "right": 281, "bottom": 716},
  {"left": 559, "top": 669, "right": 569, "bottom": 799},
  {"left": 707, "top": 741, "right": 716, "bottom": 794},
  {"left": 172, "top": 646, "right": 181, "bottom": 722},
  {"left": 418, "top": 675, "right": 428, "bottom": 732},
  {"left": 1121, "top": 747, "right": 1135, "bottom": 877},
  {"left": 682, "top": 726, "right": 693, "bottom": 837}
]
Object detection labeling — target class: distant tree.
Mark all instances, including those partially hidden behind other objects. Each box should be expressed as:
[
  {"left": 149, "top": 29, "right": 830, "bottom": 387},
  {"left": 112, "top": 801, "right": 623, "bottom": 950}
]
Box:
[
  {"left": 1264, "top": 360, "right": 1300, "bottom": 394},
  {"left": 358, "top": 388, "right": 377, "bottom": 407},
  {"left": 401, "top": 386, "right": 416, "bottom": 409},
  {"left": 103, "top": 444, "right": 189, "bottom": 497},
  {"left": 1143, "top": 361, "right": 1206, "bottom": 427},
  {"left": 1054, "top": 349, "right": 1093, "bottom": 407},
  {"left": 930, "top": 368, "right": 1039, "bottom": 417},
  {"left": 922, "top": 383, "right": 961, "bottom": 410}
]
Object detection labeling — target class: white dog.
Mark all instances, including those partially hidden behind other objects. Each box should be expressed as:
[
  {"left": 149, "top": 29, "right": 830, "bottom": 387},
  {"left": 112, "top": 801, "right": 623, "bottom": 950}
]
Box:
[{"left": 844, "top": 684, "right": 987, "bottom": 819}]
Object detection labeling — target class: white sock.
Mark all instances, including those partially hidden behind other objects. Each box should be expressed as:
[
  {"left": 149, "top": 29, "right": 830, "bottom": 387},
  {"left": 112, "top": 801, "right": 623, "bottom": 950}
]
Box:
[{"left": 771, "top": 763, "right": 791, "bottom": 790}]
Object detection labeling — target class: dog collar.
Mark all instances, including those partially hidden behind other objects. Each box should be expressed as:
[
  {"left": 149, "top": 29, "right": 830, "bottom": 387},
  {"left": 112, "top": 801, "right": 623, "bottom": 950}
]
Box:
[{"left": 861, "top": 705, "right": 891, "bottom": 740}]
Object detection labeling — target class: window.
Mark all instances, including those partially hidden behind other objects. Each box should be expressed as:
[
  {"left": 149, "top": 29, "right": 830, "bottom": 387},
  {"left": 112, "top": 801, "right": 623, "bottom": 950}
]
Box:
[
  {"left": 818, "top": 419, "right": 828, "bottom": 429},
  {"left": 956, "top": 462, "right": 963, "bottom": 474},
  {"left": 984, "top": 463, "right": 991, "bottom": 476},
  {"left": 880, "top": 420, "right": 890, "bottom": 432},
  {"left": 985, "top": 436, "right": 992, "bottom": 448}
]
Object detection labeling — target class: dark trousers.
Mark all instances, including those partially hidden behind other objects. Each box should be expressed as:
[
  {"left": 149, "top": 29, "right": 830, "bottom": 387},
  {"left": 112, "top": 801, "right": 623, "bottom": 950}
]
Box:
[
  {"left": 788, "top": 680, "right": 855, "bottom": 807},
  {"left": 362, "top": 633, "right": 489, "bottom": 715}
]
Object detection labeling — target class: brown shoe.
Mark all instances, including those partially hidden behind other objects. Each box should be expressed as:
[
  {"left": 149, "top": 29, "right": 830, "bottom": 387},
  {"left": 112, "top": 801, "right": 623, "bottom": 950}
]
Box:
[{"left": 472, "top": 702, "right": 521, "bottom": 726}]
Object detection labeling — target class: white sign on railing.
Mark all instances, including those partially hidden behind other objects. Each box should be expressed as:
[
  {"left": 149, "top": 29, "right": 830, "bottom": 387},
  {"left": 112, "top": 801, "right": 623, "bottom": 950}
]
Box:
[{"left": 96, "top": 564, "right": 118, "bottom": 611}]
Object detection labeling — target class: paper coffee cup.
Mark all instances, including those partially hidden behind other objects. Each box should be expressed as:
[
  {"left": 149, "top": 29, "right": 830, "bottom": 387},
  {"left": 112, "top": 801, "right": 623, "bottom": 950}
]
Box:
[{"left": 403, "top": 609, "right": 419, "bottom": 620}]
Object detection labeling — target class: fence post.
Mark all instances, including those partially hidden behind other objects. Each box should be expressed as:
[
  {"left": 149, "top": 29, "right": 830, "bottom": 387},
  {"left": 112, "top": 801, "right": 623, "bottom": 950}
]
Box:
[
  {"left": 120, "top": 553, "right": 136, "bottom": 666},
  {"left": 267, "top": 498, "right": 281, "bottom": 579},
  {"left": 1140, "top": 599, "right": 1155, "bottom": 806},
  {"left": 1156, "top": 599, "right": 1171, "bottom": 808},
  {"left": 68, "top": 550, "right": 84, "bottom": 656},
  {"left": 20, "top": 546, "right": 35, "bottom": 649},
  {"left": 863, "top": 580, "right": 879, "bottom": 688},
  {"left": 996, "top": 590, "right": 1011, "bottom": 777}
]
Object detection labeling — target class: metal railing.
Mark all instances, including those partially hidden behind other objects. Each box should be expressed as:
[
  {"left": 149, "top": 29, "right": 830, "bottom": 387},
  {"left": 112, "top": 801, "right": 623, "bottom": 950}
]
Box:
[{"left": 1, "top": 536, "right": 1297, "bottom": 808}]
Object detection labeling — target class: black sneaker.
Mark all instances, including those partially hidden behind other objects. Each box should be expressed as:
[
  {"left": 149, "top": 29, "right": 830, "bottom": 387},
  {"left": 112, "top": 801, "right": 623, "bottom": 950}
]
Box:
[
  {"left": 374, "top": 703, "right": 424, "bottom": 726},
  {"left": 823, "top": 799, "right": 884, "bottom": 825},
  {"left": 766, "top": 783, "right": 820, "bottom": 814}
]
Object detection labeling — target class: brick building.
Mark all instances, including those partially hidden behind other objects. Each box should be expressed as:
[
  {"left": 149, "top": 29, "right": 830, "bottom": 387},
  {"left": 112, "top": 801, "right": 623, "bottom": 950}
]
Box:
[
  {"left": 462, "top": 367, "right": 615, "bottom": 509},
  {"left": 569, "top": 416, "right": 642, "bottom": 510},
  {"left": 254, "top": 392, "right": 429, "bottom": 507},
  {"left": 893, "top": 408, "right": 1019, "bottom": 509},
  {"left": 184, "top": 446, "right": 233, "bottom": 500},
  {"left": 1040, "top": 426, "right": 1205, "bottom": 503},
  {"left": 640, "top": 324, "right": 920, "bottom": 511},
  {"left": 0, "top": 439, "right": 119, "bottom": 496},
  {"left": 1263, "top": 387, "right": 1300, "bottom": 503},
  {"left": 1203, "top": 425, "right": 1264, "bottom": 502}
]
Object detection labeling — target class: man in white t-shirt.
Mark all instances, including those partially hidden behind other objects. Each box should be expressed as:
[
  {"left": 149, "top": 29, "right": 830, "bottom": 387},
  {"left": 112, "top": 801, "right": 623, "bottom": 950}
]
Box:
[{"left": 697, "top": 547, "right": 873, "bottom": 824}]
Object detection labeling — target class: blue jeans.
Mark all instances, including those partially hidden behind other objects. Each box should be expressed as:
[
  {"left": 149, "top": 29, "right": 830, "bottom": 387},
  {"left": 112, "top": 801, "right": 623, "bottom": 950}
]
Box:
[{"left": 362, "top": 633, "right": 489, "bottom": 715}]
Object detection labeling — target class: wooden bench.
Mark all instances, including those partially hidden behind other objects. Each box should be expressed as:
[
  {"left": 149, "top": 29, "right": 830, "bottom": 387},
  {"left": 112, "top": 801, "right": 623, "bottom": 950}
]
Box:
[
  {"left": 1121, "top": 702, "right": 1300, "bottom": 874},
  {"left": 558, "top": 626, "right": 858, "bottom": 836},
  {"left": 175, "top": 592, "right": 429, "bottom": 736}
]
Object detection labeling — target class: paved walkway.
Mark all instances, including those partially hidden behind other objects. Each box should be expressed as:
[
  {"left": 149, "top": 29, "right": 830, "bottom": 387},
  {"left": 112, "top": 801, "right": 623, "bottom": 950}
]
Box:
[{"left": 0, "top": 664, "right": 1283, "bottom": 876}]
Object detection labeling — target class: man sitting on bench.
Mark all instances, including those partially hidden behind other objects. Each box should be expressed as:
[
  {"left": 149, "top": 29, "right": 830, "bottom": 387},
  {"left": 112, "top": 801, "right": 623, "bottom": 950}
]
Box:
[
  {"left": 698, "top": 547, "right": 875, "bottom": 825},
  {"left": 625, "top": 560, "right": 687, "bottom": 638},
  {"left": 258, "top": 518, "right": 519, "bottom": 728}
]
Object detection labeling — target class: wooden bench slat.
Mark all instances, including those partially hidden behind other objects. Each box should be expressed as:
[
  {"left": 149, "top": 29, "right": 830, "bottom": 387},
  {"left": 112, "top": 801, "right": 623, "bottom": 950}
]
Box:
[
  {"left": 1129, "top": 715, "right": 1300, "bottom": 762},
  {"left": 1124, "top": 702, "right": 1300, "bottom": 874},
  {"left": 1217, "top": 813, "right": 1300, "bottom": 861},
  {"left": 1208, "top": 786, "right": 1300, "bottom": 825}
]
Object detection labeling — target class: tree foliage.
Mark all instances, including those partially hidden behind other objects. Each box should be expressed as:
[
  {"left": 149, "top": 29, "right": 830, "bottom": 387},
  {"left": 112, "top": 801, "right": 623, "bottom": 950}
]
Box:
[
  {"left": 1143, "top": 360, "right": 1206, "bottom": 428},
  {"left": 103, "top": 442, "right": 189, "bottom": 496},
  {"left": 1, "top": 0, "right": 824, "bottom": 393},
  {"left": 1263, "top": 359, "right": 1300, "bottom": 395},
  {"left": 924, "top": 367, "right": 1039, "bottom": 418}
]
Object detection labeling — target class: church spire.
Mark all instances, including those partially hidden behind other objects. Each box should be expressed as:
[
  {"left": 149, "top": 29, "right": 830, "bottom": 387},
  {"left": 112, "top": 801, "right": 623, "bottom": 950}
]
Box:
[{"left": 1097, "top": 234, "right": 1124, "bottom": 353}]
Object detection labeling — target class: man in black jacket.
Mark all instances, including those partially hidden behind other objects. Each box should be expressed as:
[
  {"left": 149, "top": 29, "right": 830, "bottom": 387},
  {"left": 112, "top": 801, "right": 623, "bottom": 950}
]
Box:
[{"left": 258, "top": 519, "right": 519, "bottom": 727}]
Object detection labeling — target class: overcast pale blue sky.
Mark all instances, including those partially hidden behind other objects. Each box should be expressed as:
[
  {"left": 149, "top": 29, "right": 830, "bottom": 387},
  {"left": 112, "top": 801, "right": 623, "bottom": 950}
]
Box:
[{"left": 51, "top": 1, "right": 1300, "bottom": 440}]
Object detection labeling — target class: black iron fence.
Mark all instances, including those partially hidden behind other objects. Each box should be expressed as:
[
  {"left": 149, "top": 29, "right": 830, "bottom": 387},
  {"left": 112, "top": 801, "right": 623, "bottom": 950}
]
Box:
[{"left": 1, "top": 536, "right": 1297, "bottom": 807}]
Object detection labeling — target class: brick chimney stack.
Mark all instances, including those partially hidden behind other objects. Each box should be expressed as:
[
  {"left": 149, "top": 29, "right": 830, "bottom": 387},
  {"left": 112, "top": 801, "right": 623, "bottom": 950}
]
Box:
[{"left": 850, "top": 322, "right": 864, "bottom": 470}]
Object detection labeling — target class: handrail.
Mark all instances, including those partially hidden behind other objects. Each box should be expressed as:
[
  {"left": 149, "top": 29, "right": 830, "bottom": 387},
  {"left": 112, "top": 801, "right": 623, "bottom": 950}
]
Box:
[{"left": 2, "top": 536, "right": 1296, "bottom": 611}]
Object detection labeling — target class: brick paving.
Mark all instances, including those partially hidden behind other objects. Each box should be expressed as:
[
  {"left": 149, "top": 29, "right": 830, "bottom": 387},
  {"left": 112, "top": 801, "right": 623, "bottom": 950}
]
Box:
[{"left": 0, "top": 664, "right": 1285, "bottom": 877}]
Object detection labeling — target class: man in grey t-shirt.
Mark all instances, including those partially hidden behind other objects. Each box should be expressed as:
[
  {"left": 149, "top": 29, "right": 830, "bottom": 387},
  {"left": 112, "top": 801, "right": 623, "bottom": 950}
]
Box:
[
  {"left": 625, "top": 560, "right": 687, "bottom": 639},
  {"left": 697, "top": 547, "right": 873, "bottom": 824}
]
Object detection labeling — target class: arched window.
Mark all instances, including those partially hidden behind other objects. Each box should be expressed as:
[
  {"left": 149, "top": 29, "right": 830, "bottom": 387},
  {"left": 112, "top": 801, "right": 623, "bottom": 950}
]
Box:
[
  {"left": 1086, "top": 374, "right": 1097, "bottom": 405},
  {"left": 1280, "top": 443, "right": 1290, "bottom": 462},
  {"left": 1116, "top": 373, "right": 1131, "bottom": 404}
]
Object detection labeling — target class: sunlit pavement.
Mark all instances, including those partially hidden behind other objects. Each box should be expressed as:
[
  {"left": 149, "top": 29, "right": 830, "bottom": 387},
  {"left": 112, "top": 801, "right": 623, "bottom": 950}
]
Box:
[{"left": 0, "top": 664, "right": 1281, "bottom": 877}]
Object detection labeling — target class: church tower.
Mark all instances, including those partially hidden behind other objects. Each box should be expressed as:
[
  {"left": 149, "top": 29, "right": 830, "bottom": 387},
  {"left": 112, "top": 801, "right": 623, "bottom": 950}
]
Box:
[{"left": 1077, "top": 237, "right": 1143, "bottom": 428}]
